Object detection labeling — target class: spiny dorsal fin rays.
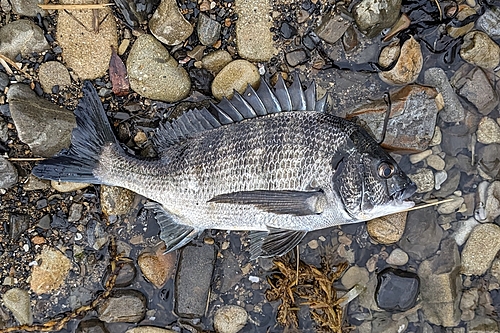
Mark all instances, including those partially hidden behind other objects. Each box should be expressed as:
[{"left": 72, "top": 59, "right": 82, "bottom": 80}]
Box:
[
  {"left": 255, "top": 79, "right": 281, "bottom": 113},
  {"left": 274, "top": 74, "right": 292, "bottom": 111},
  {"left": 231, "top": 90, "right": 258, "bottom": 118},
  {"left": 242, "top": 84, "right": 267, "bottom": 116},
  {"left": 289, "top": 72, "right": 307, "bottom": 111},
  {"left": 315, "top": 93, "right": 328, "bottom": 113},
  {"left": 305, "top": 80, "right": 317, "bottom": 111}
]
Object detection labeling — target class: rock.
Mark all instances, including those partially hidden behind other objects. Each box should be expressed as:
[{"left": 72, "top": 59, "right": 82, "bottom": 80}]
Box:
[
  {"left": 10, "top": 0, "right": 46, "bottom": 16},
  {"left": 437, "top": 195, "right": 464, "bottom": 214},
  {"left": 100, "top": 185, "right": 135, "bottom": 216},
  {"left": 418, "top": 238, "right": 462, "bottom": 327},
  {"left": 399, "top": 207, "right": 443, "bottom": 261},
  {"left": 213, "top": 305, "right": 248, "bottom": 333},
  {"left": 126, "top": 327, "right": 176, "bottom": 333},
  {"left": 452, "top": 65, "right": 499, "bottom": 115},
  {"left": 201, "top": 50, "right": 233, "bottom": 75},
  {"left": 0, "top": 20, "right": 49, "bottom": 60},
  {"left": 341, "top": 265, "right": 370, "bottom": 289},
  {"left": 429, "top": 126, "right": 442, "bottom": 146},
  {"left": 51, "top": 180, "right": 90, "bottom": 192},
  {"left": 23, "top": 174, "right": 50, "bottom": 191},
  {"left": 347, "top": 85, "right": 439, "bottom": 151},
  {"left": 353, "top": 0, "right": 402, "bottom": 38},
  {"left": 375, "top": 268, "right": 419, "bottom": 311},
  {"left": 113, "top": 0, "right": 159, "bottom": 29},
  {"left": 452, "top": 217, "right": 479, "bottom": 246},
  {"left": 7, "top": 84, "right": 75, "bottom": 157},
  {"left": 235, "top": 0, "right": 276, "bottom": 61},
  {"left": 483, "top": 181, "right": 500, "bottom": 222},
  {"left": 285, "top": 49, "right": 309, "bottom": 67},
  {"left": 477, "top": 117, "right": 500, "bottom": 144},
  {"left": 367, "top": 212, "right": 407, "bottom": 244},
  {"left": 2, "top": 288, "right": 32, "bottom": 325},
  {"left": 434, "top": 168, "right": 460, "bottom": 197},
  {"left": 468, "top": 316, "right": 500, "bottom": 333},
  {"left": 477, "top": 6, "right": 500, "bottom": 38},
  {"left": 409, "top": 150, "right": 432, "bottom": 164},
  {"left": 219, "top": 252, "right": 243, "bottom": 293},
  {"left": 460, "top": 31, "right": 500, "bottom": 70},
  {"left": 211, "top": 60, "right": 260, "bottom": 100},
  {"left": 30, "top": 247, "right": 71, "bottom": 294},
  {"left": 408, "top": 168, "right": 434, "bottom": 193},
  {"left": 127, "top": 34, "right": 191, "bottom": 102},
  {"left": 427, "top": 154, "right": 445, "bottom": 171},
  {"left": 38, "top": 61, "right": 72, "bottom": 94},
  {"left": 460, "top": 288, "right": 478, "bottom": 321},
  {"left": 492, "top": 258, "right": 500, "bottom": 281},
  {"left": 440, "top": 128, "right": 469, "bottom": 156},
  {"left": 149, "top": 0, "right": 193, "bottom": 45},
  {"left": 0, "top": 156, "right": 18, "bottom": 189},
  {"left": 138, "top": 246, "right": 176, "bottom": 288},
  {"left": 197, "top": 13, "right": 221, "bottom": 46},
  {"left": 76, "top": 318, "right": 109, "bottom": 333},
  {"left": 176, "top": 243, "right": 215, "bottom": 317},
  {"left": 98, "top": 289, "right": 146, "bottom": 323},
  {"left": 461, "top": 223, "right": 500, "bottom": 276},
  {"left": 114, "top": 261, "right": 136, "bottom": 288},
  {"left": 424, "top": 67, "right": 466, "bottom": 123},
  {"left": 9, "top": 214, "right": 30, "bottom": 241},
  {"left": 379, "top": 37, "right": 423, "bottom": 85},
  {"left": 386, "top": 248, "right": 409, "bottom": 266},
  {"left": 314, "top": 11, "right": 350, "bottom": 44},
  {"left": 68, "top": 203, "right": 83, "bottom": 223},
  {"left": 446, "top": 6, "right": 476, "bottom": 38},
  {"left": 57, "top": 0, "right": 118, "bottom": 80},
  {"left": 371, "top": 312, "right": 408, "bottom": 333},
  {"left": 434, "top": 170, "right": 447, "bottom": 190}
]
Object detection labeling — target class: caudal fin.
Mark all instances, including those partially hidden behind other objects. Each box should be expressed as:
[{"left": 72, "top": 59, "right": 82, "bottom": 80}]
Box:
[{"left": 32, "top": 81, "right": 118, "bottom": 183}]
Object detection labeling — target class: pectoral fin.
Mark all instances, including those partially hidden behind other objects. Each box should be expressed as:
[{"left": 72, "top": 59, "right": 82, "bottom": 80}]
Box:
[
  {"left": 208, "top": 190, "right": 327, "bottom": 216},
  {"left": 144, "top": 202, "right": 201, "bottom": 252},
  {"left": 249, "top": 227, "right": 307, "bottom": 259}
]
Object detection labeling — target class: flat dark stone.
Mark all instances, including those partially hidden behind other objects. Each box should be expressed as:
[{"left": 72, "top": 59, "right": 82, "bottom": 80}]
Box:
[{"left": 376, "top": 268, "right": 420, "bottom": 311}]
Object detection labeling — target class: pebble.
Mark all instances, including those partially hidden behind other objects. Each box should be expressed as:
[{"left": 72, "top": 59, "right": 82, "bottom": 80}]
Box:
[
  {"left": 437, "top": 195, "right": 464, "bottom": 214},
  {"left": 429, "top": 126, "right": 442, "bottom": 146},
  {"left": 285, "top": 49, "right": 309, "bottom": 67},
  {"left": 197, "top": 13, "right": 221, "bottom": 46},
  {"left": 434, "top": 170, "right": 447, "bottom": 190},
  {"left": 477, "top": 117, "right": 500, "bottom": 144},
  {"left": 426, "top": 154, "right": 445, "bottom": 171},
  {"left": 149, "top": 0, "right": 193, "bottom": 45},
  {"left": 98, "top": 290, "right": 147, "bottom": 323},
  {"left": 483, "top": 181, "right": 500, "bottom": 222},
  {"left": 127, "top": 34, "right": 191, "bottom": 102},
  {"left": 314, "top": 11, "right": 350, "bottom": 44},
  {"left": 50, "top": 180, "right": 90, "bottom": 192},
  {"left": 353, "top": 0, "right": 401, "bottom": 37},
  {"left": 386, "top": 248, "right": 409, "bottom": 266},
  {"left": 9, "top": 214, "right": 29, "bottom": 241},
  {"left": 477, "top": 6, "right": 500, "bottom": 38},
  {"left": 0, "top": 156, "right": 18, "bottom": 189},
  {"left": 176, "top": 243, "right": 215, "bottom": 317},
  {"left": 459, "top": 31, "right": 500, "bottom": 70},
  {"left": 379, "top": 36, "right": 423, "bottom": 85},
  {"left": 57, "top": 1, "right": 118, "bottom": 79},
  {"left": 460, "top": 288, "right": 478, "bottom": 321},
  {"left": 38, "top": 61, "right": 72, "bottom": 94},
  {"left": 235, "top": 0, "right": 277, "bottom": 61},
  {"left": 67, "top": 203, "right": 83, "bottom": 223},
  {"left": 409, "top": 149, "right": 432, "bottom": 164},
  {"left": 461, "top": 223, "right": 500, "bottom": 276},
  {"left": 446, "top": 6, "right": 476, "bottom": 38},
  {"left": 0, "top": 19, "right": 49, "bottom": 60},
  {"left": 7, "top": 83, "right": 75, "bottom": 157},
  {"left": 367, "top": 212, "right": 407, "bottom": 244},
  {"left": 408, "top": 168, "right": 434, "bottom": 193},
  {"left": 201, "top": 50, "right": 233, "bottom": 75},
  {"left": 434, "top": 168, "right": 460, "bottom": 197},
  {"left": 23, "top": 174, "right": 50, "bottom": 191},
  {"left": 211, "top": 60, "right": 260, "bottom": 100},
  {"left": 399, "top": 207, "right": 443, "bottom": 261},
  {"left": 2, "top": 288, "right": 33, "bottom": 325},
  {"left": 100, "top": 185, "right": 135, "bottom": 216},
  {"left": 341, "top": 265, "right": 370, "bottom": 289},
  {"left": 30, "top": 247, "right": 71, "bottom": 294},
  {"left": 126, "top": 327, "right": 177, "bottom": 333},
  {"left": 491, "top": 258, "right": 500, "bottom": 281},
  {"left": 76, "top": 319, "right": 108, "bottom": 333},
  {"left": 138, "top": 247, "right": 176, "bottom": 288},
  {"left": 213, "top": 305, "right": 248, "bottom": 333},
  {"left": 375, "top": 268, "right": 420, "bottom": 311},
  {"left": 424, "top": 67, "right": 466, "bottom": 123},
  {"left": 307, "top": 239, "right": 318, "bottom": 249},
  {"left": 468, "top": 316, "right": 500, "bottom": 333}
]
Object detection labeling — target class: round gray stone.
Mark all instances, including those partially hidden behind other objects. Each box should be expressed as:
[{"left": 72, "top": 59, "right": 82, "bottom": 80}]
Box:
[
  {"left": 0, "top": 19, "right": 49, "bottom": 60},
  {"left": 38, "top": 61, "right": 72, "bottom": 94}
]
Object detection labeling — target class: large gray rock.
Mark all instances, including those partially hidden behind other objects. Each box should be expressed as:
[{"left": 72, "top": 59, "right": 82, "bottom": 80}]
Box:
[
  {"left": 353, "top": 0, "right": 402, "bottom": 38},
  {"left": 418, "top": 238, "right": 462, "bottom": 327},
  {"left": 235, "top": 0, "right": 276, "bottom": 61},
  {"left": 461, "top": 223, "right": 500, "bottom": 276},
  {"left": 477, "top": 6, "right": 500, "bottom": 38},
  {"left": 149, "top": 0, "right": 193, "bottom": 45},
  {"left": 7, "top": 84, "right": 75, "bottom": 157},
  {"left": 127, "top": 34, "right": 191, "bottom": 102},
  {"left": 0, "top": 156, "right": 18, "bottom": 189},
  {"left": 10, "top": 0, "right": 47, "bottom": 17},
  {"left": 0, "top": 20, "right": 49, "bottom": 60},
  {"left": 98, "top": 290, "right": 146, "bottom": 323},
  {"left": 175, "top": 243, "right": 215, "bottom": 317}
]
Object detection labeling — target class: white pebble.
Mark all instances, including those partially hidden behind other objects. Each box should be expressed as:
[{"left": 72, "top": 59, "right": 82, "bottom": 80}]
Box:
[
  {"left": 434, "top": 170, "right": 447, "bottom": 190},
  {"left": 386, "top": 248, "right": 409, "bottom": 266}
]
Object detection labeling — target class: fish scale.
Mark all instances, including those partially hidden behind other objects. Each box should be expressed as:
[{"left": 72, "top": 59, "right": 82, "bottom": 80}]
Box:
[{"left": 32, "top": 76, "right": 416, "bottom": 258}]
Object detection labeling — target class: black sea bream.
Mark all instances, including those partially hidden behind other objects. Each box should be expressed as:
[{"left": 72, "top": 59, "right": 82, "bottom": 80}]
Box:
[{"left": 32, "top": 75, "right": 417, "bottom": 258}]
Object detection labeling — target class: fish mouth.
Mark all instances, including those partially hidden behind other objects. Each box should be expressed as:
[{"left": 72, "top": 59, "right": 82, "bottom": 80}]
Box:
[{"left": 392, "top": 181, "right": 417, "bottom": 203}]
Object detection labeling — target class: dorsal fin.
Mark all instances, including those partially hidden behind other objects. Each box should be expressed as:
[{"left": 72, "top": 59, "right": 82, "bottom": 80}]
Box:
[{"left": 151, "top": 74, "right": 328, "bottom": 149}]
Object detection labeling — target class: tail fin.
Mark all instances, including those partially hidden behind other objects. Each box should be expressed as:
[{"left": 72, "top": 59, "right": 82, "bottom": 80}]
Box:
[{"left": 32, "top": 81, "right": 118, "bottom": 183}]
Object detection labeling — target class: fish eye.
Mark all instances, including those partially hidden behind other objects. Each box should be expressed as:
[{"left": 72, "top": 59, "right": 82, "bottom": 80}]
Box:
[{"left": 378, "top": 162, "right": 395, "bottom": 179}]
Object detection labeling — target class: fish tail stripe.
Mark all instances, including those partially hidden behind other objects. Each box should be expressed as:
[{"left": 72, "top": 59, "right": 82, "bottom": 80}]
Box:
[{"left": 32, "top": 81, "right": 118, "bottom": 183}]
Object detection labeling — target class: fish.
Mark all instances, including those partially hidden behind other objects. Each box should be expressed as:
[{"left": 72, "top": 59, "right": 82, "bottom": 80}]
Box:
[{"left": 32, "top": 74, "right": 417, "bottom": 259}]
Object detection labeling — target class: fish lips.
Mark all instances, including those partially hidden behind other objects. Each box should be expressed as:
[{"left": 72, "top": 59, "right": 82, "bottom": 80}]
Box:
[{"left": 391, "top": 180, "right": 417, "bottom": 203}]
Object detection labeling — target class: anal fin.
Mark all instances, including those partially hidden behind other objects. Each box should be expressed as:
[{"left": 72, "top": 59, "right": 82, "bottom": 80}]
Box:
[
  {"left": 249, "top": 228, "right": 307, "bottom": 259},
  {"left": 144, "top": 202, "right": 201, "bottom": 252}
]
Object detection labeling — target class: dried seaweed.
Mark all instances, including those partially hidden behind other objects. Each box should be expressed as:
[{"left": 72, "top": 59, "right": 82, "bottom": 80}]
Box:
[{"left": 266, "top": 254, "right": 349, "bottom": 332}]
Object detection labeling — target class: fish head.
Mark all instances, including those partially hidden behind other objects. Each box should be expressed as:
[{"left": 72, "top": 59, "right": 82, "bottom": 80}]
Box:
[{"left": 334, "top": 129, "right": 417, "bottom": 222}]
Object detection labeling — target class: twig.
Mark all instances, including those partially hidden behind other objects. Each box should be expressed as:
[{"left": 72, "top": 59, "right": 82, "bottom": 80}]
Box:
[
  {"left": 7, "top": 158, "right": 46, "bottom": 162},
  {"left": 0, "top": 54, "right": 31, "bottom": 78},
  {"left": 38, "top": 3, "right": 112, "bottom": 10},
  {"left": 405, "top": 198, "right": 455, "bottom": 212}
]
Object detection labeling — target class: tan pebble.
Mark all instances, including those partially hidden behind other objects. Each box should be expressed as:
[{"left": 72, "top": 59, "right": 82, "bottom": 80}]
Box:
[
  {"left": 367, "top": 212, "right": 407, "bottom": 244},
  {"left": 308, "top": 239, "right": 319, "bottom": 249},
  {"left": 30, "top": 247, "right": 71, "bottom": 294}
]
